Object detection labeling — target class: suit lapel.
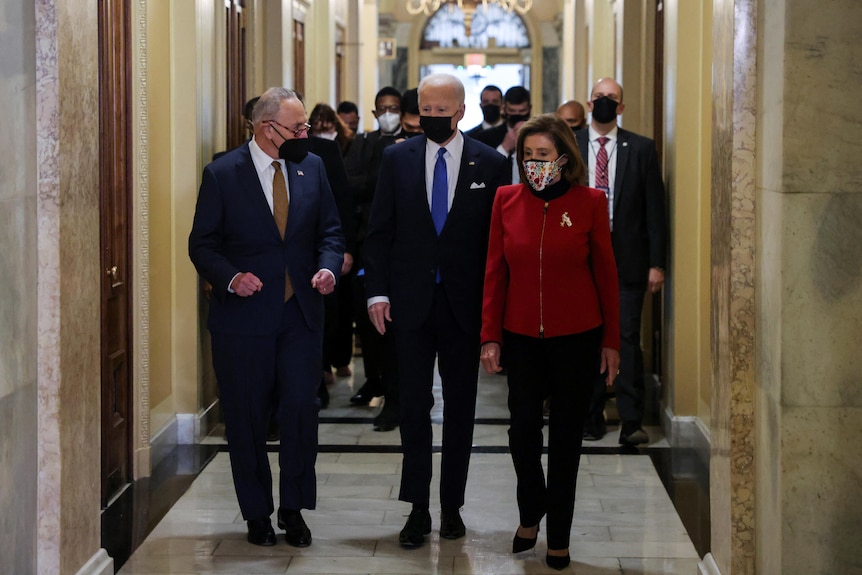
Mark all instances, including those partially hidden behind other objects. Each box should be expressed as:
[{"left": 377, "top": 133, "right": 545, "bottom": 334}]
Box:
[
  {"left": 613, "top": 129, "right": 630, "bottom": 213},
  {"left": 237, "top": 146, "right": 282, "bottom": 241}
]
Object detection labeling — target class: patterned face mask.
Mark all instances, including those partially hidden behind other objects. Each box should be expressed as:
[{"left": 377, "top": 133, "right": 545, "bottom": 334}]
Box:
[{"left": 523, "top": 155, "right": 566, "bottom": 192}]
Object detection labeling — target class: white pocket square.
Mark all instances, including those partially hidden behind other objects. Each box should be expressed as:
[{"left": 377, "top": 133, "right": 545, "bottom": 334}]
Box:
[{"left": 470, "top": 182, "right": 486, "bottom": 189}]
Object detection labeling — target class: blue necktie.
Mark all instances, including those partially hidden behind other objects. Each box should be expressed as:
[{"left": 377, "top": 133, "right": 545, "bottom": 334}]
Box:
[{"left": 431, "top": 147, "right": 448, "bottom": 236}]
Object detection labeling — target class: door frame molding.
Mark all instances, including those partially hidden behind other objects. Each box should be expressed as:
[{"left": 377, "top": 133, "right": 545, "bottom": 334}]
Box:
[{"left": 130, "top": 0, "right": 151, "bottom": 479}]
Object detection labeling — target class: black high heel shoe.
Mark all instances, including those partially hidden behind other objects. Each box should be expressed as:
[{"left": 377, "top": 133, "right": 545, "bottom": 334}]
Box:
[
  {"left": 512, "top": 524, "right": 539, "bottom": 553},
  {"left": 545, "top": 550, "right": 571, "bottom": 570}
]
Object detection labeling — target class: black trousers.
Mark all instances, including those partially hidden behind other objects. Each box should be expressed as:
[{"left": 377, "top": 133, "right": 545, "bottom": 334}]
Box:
[
  {"left": 588, "top": 285, "right": 645, "bottom": 428},
  {"left": 504, "top": 327, "right": 601, "bottom": 549},
  {"left": 354, "top": 274, "right": 396, "bottom": 390},
  {"left": 211, "top": 298, "right": 321, "bottom": 519},
  {"left": 323, "top": 271, "right": 354, "bottom": 370},
  {"left": 394, "top": 284, "right": 479, "bottom": 509}
]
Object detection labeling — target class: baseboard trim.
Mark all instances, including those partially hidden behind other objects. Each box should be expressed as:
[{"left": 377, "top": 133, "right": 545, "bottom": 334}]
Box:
[
  {"left": 698, "top": 553, "right": 722, "bottom": 575},
  {"left": 662, "top": 405, "right": 711, "bottom": 467},
  {"left": 74, "top": 548, "right": 113, "bottom": 575},
  {"left": 198, "top": 398, "right": 221, "bottom": 440}
]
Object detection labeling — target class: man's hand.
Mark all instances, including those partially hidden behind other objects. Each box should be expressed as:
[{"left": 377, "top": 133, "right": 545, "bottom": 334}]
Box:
[
  {"left": 368, "top": 302, "right": 391, "bottom": 335},
  {"left": 501, "top": 121, "right": 525, "bottom": 154},
  {"left": 230, "top": 272, "right": 263, "bottom": 297},
  {"left": 341, "top": 253, "right": 354, "bottom": 276},
  {"left": 311, "top": 270, "right": 336, "bottom": 295},
  {"left": 648, "top": 267, "right": 665, "bottom": 293}
]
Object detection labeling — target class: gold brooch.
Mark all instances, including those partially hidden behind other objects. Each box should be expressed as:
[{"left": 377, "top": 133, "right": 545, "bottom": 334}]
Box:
[{"left": 560, "top": 212, "right": 572, "bottom": 227}]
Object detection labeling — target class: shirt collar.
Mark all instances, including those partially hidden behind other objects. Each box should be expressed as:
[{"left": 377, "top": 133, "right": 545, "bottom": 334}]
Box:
[
  {"left": 426, "top": 129, "right": 464, "bottom": 158},
  {"left": 250, "top": 136, "right": 281, "bottom": 173},
  {"left": 589, "top": 124, "right": 618, "bottom": 142}
]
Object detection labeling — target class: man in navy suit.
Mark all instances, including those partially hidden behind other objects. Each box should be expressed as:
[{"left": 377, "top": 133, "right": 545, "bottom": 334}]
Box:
[
  {"left": 364, "top": 73, "right": 509, "bottom": 548},
  {"left": 188, "top": 87, "right": 344, "bottom": 548},
  {"left": 576, "top": 78, "right": 668, "bottom": 446}
]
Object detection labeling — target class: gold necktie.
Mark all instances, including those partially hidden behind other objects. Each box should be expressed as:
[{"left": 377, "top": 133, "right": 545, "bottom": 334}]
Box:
[{"left": 272, "top": 161, "right": 294, "bottom": 301}]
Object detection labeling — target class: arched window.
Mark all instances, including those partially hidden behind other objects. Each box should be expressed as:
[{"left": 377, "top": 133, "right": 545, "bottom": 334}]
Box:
[{"left": 420, "top": 4, "right": 530, "bottom": 50}]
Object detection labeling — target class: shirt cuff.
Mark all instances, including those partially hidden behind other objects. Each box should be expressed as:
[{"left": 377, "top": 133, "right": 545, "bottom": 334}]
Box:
[
  {"left": 367, "top": 295, "right": 390, "bottom": 309},
  {"left": 320, "top": 268, "right": 336, "bottom": 284},
  {"left": 227, "top": 272, "right": 241, "bottom": 293}
]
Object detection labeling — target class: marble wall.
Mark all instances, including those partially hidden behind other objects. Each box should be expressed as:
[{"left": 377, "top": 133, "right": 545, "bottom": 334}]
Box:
[
  {"left": 35, "top": 0, "right": 104, "bottom": 573},
  {"left": 756, "top": 0, "right": 862, "bottom": 573},
  {"left": 0, "top": 0, "right": 39, "bottom": 571}
]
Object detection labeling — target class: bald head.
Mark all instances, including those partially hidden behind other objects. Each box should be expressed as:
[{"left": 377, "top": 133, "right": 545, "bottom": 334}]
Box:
[
  {"left": 587, "top": 78, "right": 625, "bottom": 131},
  {"left": 556, "top": 100, "right": 586, "bottom": 131}
]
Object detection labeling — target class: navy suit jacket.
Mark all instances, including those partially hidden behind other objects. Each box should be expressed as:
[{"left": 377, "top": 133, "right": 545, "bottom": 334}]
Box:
[
  {"left": 189, "top": 142, "right": 344, "bottom": 336},
  {"left": 576, "top": 128, "right": 667, "bottom": 286},
  {"left": 363, "top": 134, "right": 509, "bottom": 334},
  {"left": 472, "top": 123, "right": 508, "bottom": 150}
]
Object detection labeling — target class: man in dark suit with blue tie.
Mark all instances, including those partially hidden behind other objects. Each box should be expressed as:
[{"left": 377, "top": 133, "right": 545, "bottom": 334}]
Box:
[
  {"left": 189, "top": 87, "right": 344, "bottom": 548},
  {"left": 575, "top": 78, "right": 668, "bottom": 446},
  {"left": 363, "top": 73, "right": 509, "bottom": 548}
]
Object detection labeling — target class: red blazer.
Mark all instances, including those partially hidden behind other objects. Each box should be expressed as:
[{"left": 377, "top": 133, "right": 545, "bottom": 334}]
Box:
[{"left": 481, "top": 182, "right": 620, "bottom": 350}]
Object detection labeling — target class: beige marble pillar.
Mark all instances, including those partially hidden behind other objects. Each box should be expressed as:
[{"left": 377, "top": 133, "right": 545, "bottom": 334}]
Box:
[
  {"left": 708, "top": 0, "right": 757, "bottom": 573},
  {"left": 35, "top": 0, "right": 108, "bottom": 573}
]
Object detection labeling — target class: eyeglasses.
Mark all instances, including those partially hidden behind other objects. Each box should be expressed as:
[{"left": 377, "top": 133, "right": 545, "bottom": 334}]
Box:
[
  {"left": 375, "top": 105, "right": 400, "bottom": 114},
  {"left": 268, "top": 120, "right": 312, "bottom": 138}
]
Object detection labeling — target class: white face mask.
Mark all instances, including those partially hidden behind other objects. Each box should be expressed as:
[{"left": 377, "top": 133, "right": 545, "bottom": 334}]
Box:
[
  {"left": 317, "top": 130, "right": 338, "bottom": 141},
  {"left": 377, "top": 112, "right": 401, "bottom": 134},
  {"left": 523, "top": 155, "right": 566, "bottom": 192}
]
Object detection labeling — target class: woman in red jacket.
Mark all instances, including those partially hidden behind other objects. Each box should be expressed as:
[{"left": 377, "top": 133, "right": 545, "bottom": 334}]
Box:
[{"left": 480, "top": 114, "right": 620, "bottom": 570}]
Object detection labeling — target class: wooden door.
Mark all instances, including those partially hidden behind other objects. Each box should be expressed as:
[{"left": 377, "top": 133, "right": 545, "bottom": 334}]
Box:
[
  {"left": 98, "top": 0, "right": 132, "bottom": 508},
  {"left": 293, "top": 19, "right": 305, "bottom": 95},
  {"left": 226, "top": 0, "right": 247, "bottom": 150}
]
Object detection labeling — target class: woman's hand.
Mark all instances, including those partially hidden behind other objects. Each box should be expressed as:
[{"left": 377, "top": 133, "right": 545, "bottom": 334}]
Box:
[
  {"left": 480, "top": 342, "right": 502, "bottom": 374},
  {"left": 600, "top": 347, "right": 621, "bottom": 388}
]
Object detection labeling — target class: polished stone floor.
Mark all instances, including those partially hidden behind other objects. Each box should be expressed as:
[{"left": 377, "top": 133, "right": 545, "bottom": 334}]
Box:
[{"left": 112, "top": 359, "right": 707, "bottom": 574}]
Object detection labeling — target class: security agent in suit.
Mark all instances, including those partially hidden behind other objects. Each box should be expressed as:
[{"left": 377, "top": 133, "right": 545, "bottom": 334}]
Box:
[
  {"left": 363, "top": 73, "right": 509, "bottom": 548},
  {"left": 473, "top": 85, "right": 532, "bottom": 184},
  {"left": 188, "top": 87, "right": 344, "bottom": 548},
  {"left": 575, "top": 78, "right": 667, "bottom": 446},
  {"left": 464, "top": 84, "right": 504, "bottom": 137}
]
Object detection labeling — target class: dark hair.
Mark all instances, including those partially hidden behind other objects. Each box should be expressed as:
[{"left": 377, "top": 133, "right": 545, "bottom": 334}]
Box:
[
  {"left": 401, "top": 88, "right": 420, "bottom": 115},
  {"left": 243, "top": 97, "right": 260, "bottom": 121},
  {"left": 516, "top": 114, "right": 586, "bottom": 186},
  {"left": 337, "top": 101, "right": 359, "bottom": 115},
  {"left": 481, "top": 85, "right": 503, "bottom": 99},
  {"left": 309, "top": 102, "right": 354, "bottom": 152},
  {"left": 504, "top": 86, "right": 531, "bottom": 106},
  {"left": 375, "top": 86, "right": 402, "bottom": 109}
]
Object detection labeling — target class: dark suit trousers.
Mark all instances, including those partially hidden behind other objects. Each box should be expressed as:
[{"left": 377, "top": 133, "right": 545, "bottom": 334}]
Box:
[
  {"left": 211, "top": 298, "right": 322, "bottom": 520},
  {"left": 504, "top": 327, "right": 601, "bottom": 550},
  {"left": 323, "top": 272, "right": 354, "bottom": 370},
  {"left": 589, "top": 285, "right": 646, "bottom": 427},
  {"left": 394, "top": 284, "right": 479, "bottom": 509}
]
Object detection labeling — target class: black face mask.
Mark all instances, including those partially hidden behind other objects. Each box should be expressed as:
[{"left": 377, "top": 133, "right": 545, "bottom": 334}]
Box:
[
  {"left": 419, "top": 115, "right": 456, "bottom": 144},
  {"left": 571, "top": 123, "right": 585, "bottom": 132},
  {"left": 481, "top": 104, "right": 501, "bottom": 124},
  {"left": 507, "top": 113, "right": 530, "bottom": 128},
  {"left": 591, "top": 96, "right": 619, "bottom": 124},
  {"left": 278, "top": 138, "right": 310, "bottom": 163}
]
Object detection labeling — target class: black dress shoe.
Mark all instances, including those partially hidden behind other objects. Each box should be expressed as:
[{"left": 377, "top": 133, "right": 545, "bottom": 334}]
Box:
[
  {"left": 583, "top": 413, "right": 607, "bottom": 441},
  {"left": 619, "top": 422, "right": 649, "bottom": 446},
  {"left": 349, "top": 379, "right": 384, "bottom": 405},
  {"left": 546, "top": 551, "right": 571, "bottom": 570},
  {"left": 512, "top": 523, "right": 539, "bottom": 553},
  {"left": 439, "top": 508, "right": 466, "bottom": 540},
  {"left": 246, "top": 518, "right": 276, "bottom": 546},
  {"left": 277, "top": 509, "right": 312, "bottom": 547},
  {"left": 399, "top": 508, "right": 432, "bottom": 548},
  {"left": 373, "top": 404, "right": 399, "bottom": 431},
  {"left": 318, "top": 380, "right": 330, "bottom": 409}
]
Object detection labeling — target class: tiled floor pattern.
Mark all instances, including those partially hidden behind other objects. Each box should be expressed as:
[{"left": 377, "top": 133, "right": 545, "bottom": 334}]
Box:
[{"left": 120, "top": 362, "right": 700, "bottom": 574}]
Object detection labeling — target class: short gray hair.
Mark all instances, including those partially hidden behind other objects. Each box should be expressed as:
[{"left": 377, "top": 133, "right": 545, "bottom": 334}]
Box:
[
  {"left": 418, "top": 73, "right": 465, "bottom": 106},
  {"left": 252, "top": 87, "right": 304, "bottom": 125}
]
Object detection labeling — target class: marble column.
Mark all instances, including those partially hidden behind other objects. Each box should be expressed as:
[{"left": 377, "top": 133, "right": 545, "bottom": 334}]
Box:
[
  {"left": 708, "top": 0, "right": 757, "bottom": 573},
  {"left": 35, "top": 0, "right": 109, "bottom": 573}
]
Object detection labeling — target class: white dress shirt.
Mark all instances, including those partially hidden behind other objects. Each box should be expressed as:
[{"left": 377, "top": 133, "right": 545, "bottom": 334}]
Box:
[{"left": 587, "top": 125, "right": 619, "bottom": 230}]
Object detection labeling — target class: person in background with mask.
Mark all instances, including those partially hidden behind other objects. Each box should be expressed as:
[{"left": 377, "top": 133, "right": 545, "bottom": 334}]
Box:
[
  {"left": 364, "top": 73, "right": 508, "bottom": 549},
  {"left": 465, "top": 85, "right": 504, "bottom": 136},
  {"left": 480, "top": 113, "right": 620, "bottom": 571},
  {"left": 575, "top": 78, "right": 667, "bottom": 445},
  {"left": 556, "top": 100, "right": 586, "bottom": 131},
  {"left": 309, "top": 102, "right": 354, "bottom": 155},
  {"left": 336, "top": 100, "right": 360, "bottom": 133},
  {"left": 475, "top": 85, "right": 533, "bottom": 184},
  {"left": 188, "top": 87, "right": 344, "bottom": 549},
  {"left": 398, "top": 88, "right": 424, "bottom": 137},
  {"left": 343, "top": 87, "right": 404, "bottom": 412}
]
